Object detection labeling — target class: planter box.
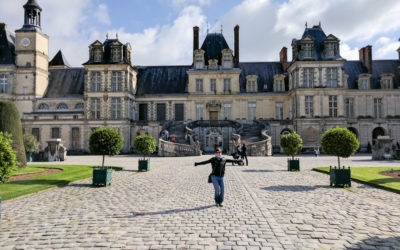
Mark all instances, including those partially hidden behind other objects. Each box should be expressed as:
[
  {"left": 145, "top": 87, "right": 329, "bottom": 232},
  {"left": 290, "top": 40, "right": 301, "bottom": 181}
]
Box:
[
  {"left": 288, "top": 159, "right": 300, "bottom": 171},
  {"left": 330, "top": 166, "right": 351, "bottom": 187},
  {"left": 139, "top": 159, "right": 150, "bottom": 171},
  {"left": 92, "top": 168, "right": 112, "bottom": 186}
]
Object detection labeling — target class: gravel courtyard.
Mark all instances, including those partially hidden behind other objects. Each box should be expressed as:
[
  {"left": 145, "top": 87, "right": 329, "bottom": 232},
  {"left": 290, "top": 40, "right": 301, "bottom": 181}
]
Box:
[{"left": 1, "top": 154, "right": 400, "bottom": 249}]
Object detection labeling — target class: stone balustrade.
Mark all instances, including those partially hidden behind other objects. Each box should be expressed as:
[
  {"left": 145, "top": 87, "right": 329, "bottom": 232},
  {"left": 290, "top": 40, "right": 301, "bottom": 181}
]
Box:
[{"left": 158, "top": 138, "right": 201, "bottom": 157}]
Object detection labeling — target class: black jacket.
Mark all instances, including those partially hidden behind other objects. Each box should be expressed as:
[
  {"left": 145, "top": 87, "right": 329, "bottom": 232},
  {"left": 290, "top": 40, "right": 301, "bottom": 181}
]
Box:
[{"left": 195, "top": 157, "right": 241, "bottom": 177}]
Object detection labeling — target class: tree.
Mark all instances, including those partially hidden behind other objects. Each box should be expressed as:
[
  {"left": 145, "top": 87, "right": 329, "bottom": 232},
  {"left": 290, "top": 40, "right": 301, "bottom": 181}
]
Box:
[
  {"left": 0, "top": 132, "right": 18, "bottom": 183},
  {"left": 134, "top": 134, "right": 156, "bottom": 160},
  {"left": 321, "top": 127, "right": 360, "bottom": 168},
  {"left": 0, "top": 101, "right": 26, "bottom": 167},
  {"left": 23, "top": 134, "right": 40, "bottom": 154},
  {"left": 280, "top": 132, "right": 303, "bottom": 160},
  {"left": 89, "top": 127, "right": 124, "bottom": 168}
]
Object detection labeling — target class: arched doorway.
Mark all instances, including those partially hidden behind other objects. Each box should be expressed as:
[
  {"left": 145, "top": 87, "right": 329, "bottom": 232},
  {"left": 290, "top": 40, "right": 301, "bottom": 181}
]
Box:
[
  {"left": 372, "top": 127, "right": 386, "bottom": 144},
  {"left": 204, "top": 128, "right": 223, "bottom": 153},
  {"left": 347, "top": 127, "right": 358, "bottom": 138}
]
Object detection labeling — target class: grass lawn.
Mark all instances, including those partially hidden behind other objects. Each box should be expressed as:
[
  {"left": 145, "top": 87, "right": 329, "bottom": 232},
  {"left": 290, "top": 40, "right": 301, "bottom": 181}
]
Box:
[
  {"left": 314, "top": 167, "right": 400, "bottom": 193},
  {"left": 11, "top": 165, "right": 47, "bottom": 176},
  {"left": 0, "top": 165, "right": 123, "bottom": 201}
]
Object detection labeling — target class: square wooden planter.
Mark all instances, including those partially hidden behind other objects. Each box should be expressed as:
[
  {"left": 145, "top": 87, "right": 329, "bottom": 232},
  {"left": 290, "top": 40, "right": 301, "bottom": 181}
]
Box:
[
  {"left": 138, "top": 159, "right": 150, "bottom": 171},
  {"left": 92, "top": 168, "right": 112, "bottom": 186},
  {"left": 330, "top": 166, "right": 351, "bottom": 187},
  {"left": 287, "top": 159, "right": 300, "bottom": 171}
]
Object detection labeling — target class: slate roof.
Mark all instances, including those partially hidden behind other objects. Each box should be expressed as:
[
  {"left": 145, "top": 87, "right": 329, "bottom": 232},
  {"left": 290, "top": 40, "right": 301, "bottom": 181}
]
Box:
[
  {"left": 136, "top": 66, "right": 191, "bottom": 96},
  {"left": 44, "top": 68, "right": 85, "bottom": 98},
  {"left": 200, "top": 33, "right": 237, "bottom": 66},
  {"left": 49, "top": 50, "right": 71, "bottom": 67},
  {"left": 239, "top": 62, "right": 287, "bottom": 92},
  {"left": 0, "top": 26, "right": 15, "bottom": 65},
  {"left": 344, "top": 60, "right": 400, "bottom": 89},
  {"left": 292, "top": 26, "right": 344, "bottom": 61}
]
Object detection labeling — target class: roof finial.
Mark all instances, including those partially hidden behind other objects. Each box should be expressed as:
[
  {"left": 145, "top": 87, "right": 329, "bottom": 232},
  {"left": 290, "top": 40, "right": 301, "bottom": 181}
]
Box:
[
  {"left": 116, "top": 32, "right": 119, "bottom": 39},
  {"left": 305, "top": 22, "right": 308, "bottom": 28},
  {"left": 106, "top": 33, "right": 109, "bottom": 39}
]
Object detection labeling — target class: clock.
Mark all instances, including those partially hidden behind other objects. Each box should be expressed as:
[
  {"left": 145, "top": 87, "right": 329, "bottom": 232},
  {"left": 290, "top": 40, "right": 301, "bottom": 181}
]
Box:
[{"left": 21, "top": 38, "right": 31, "bottom": 47}]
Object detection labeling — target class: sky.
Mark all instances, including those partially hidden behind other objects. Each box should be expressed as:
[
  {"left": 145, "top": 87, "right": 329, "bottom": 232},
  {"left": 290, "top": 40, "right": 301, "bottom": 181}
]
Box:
[{"left": 1, "top": 0, "right": 399, "bottom": 67}]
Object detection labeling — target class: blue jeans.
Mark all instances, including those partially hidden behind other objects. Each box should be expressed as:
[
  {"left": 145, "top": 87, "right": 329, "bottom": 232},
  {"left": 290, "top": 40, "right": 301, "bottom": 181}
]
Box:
[{"left": 211, "top": 175, "right": 225, "bottom": 204}]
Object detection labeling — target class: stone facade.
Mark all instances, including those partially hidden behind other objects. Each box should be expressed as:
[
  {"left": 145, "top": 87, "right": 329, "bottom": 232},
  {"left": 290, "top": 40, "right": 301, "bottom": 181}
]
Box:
[{"left": 1, "top": 2, "right": 400, "bottom": 155}]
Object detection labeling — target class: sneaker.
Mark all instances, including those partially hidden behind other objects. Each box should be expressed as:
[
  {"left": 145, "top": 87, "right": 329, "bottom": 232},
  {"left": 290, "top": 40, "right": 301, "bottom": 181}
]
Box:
[
  {"left": 219, "top": 203, "right": 223, "bottom": 207},
  {"left": 216, "top": 203, "right": 220, "bottom": 207}
]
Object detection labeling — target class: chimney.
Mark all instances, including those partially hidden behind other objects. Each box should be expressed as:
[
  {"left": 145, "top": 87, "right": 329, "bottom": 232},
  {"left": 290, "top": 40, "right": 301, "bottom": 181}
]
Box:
[
  {"left": 359, "top": 45, "right": 372, "bottom": 74},
  {"left": 193, "top": 26, "right": 199, "bottom": 51},
  {"left": 234, "top": 25, "right": 240, "bottom": 65},
  {"left": 280, "top": 47, "right": 288, "bottom": 72},
  {"left": 0, "top": 23, "right": 7, "bottom": 30}
]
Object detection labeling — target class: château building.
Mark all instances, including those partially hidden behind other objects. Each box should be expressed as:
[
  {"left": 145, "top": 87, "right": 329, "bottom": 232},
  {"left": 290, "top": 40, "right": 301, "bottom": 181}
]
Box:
[{"left": 1, "top": 0, "right": 400, "bottom": 156}]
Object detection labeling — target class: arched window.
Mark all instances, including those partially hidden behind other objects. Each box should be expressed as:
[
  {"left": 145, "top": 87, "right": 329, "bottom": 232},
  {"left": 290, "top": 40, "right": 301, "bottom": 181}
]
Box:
[
  {"left": 38, "top": 103, "right": 49, "bottom": 110},
  {"left": 56, "top": 103, "right": 69, "bottom": 110},
  {"left": 75, "top": 103, "right": 84, "bottom": 109}
]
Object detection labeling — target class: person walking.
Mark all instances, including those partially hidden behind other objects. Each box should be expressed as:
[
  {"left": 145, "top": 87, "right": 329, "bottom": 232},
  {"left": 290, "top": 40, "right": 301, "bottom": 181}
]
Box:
[
  {"left": 194, "top": 148, "right": 243, "bottom": 207},
  {"left": 241, "top": 143, "right": 248, "bottom": 166}
]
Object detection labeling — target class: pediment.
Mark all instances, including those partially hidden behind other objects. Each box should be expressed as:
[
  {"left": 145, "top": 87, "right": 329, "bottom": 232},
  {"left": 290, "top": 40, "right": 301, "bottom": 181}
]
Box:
[
  {"left": 90, "top": 40, "right": 103, "bottom": 47},
  {"left": 325, "top": 34, "right": 339, "bottom": 41},
  {"left": 302, "top": 35, "right": 314, "bottom": 42}
]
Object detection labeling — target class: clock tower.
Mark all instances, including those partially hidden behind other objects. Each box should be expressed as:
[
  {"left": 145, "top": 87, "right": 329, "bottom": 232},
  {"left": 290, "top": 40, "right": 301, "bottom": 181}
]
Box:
[{"left": 15, "top": 0, "right": 49, "bottom": 109}]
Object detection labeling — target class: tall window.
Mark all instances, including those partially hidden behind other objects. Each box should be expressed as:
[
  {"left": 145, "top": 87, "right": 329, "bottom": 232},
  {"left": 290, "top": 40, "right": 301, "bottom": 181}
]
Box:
[
  {"left": 111, "top": 98, "right": 122, "bottom": 119},
  {"left": 224, "top": 104, "right": 232, "bottom": 120},
  {"left": 305, "top": 96, "right": 314, "bottom": 118},
  {"left": 304, "top": 68, "right": 313, "bottom": 88},
  {"left": 374, "top": 98, "right": 382, "bottom": 118},
  {"left": 224, "top": 79, "right": 231, "bottom": 92},
  {"left": 112, "top": 72, "right": 122, "bottom": 92},
  {"left": 210, "top": 79, "right": 216, "bottom": 91},
  {"left": 248, "top": 81, "right": 257, "bottom": 92},
  {"left": 248, "top": 103, "right": 256, "bottom": 121},
  {"left": 91, "top": 72, "right": 101, "bottom": 92},
  {"left": 360, "top": 79, "right": 368, "bottom": 90},
  {"left": 275, "top": 80, "right": 283, "bottom": 92},
  {"left": 303, "top": 43, "right": 313, "bottom": 58},
  {"left": 0, "top": 74, "right": 7, "bottom": 93},
  {"left": 275, "top": 102, "right": 283, "bottom": 120},
  {"left": 325, "top": 42, "right": 335, "bottom": 57},
  {"left": 94, "top": 49, "right": 102, "bottom": 62},
  {"left": 196, "top": 79, "right": 203, "bottom": 92},
  {"left": 195, "top": 55, "right": 203, "bottom": 69},
  {"left": 382, "top": 79, "right": 391, "bottom": 89},
  {"left": 112, "top": 48, "right": 121, "bottom": 62},
  {"left": 327, "top": 68, "right": 338, "bottom": 88},
  {"left": 51, "top": 128, "right": 60, "bottom": 139},
  {"left": 196, "top": 104, "right": 203, "bottom": 120},
  {"left": 32, "top": 128, "right": 40, "bottom": 141},
  {"left": 345, "top": 98, "right": 354, "bottom": 118},
  {"left": 329, "top": 95, "right": 338, "bottom": 117},
  {"left": 139, "top": 103, "right": 148, "bottom": 121},
  {"left": 91, "top": 98, "right": 101, "bottom": 120},
  {"left": 223, "top": 55, "right": 231, "bottom": 68},
  {"left": 156, "top": 103, "right": 166, "bottom": 121}
]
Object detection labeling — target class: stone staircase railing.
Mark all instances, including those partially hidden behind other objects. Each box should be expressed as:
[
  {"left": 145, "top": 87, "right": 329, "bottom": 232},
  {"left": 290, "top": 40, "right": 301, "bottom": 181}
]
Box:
[{"left": 158, "top": 138, "right": 202, "bottom": 157}]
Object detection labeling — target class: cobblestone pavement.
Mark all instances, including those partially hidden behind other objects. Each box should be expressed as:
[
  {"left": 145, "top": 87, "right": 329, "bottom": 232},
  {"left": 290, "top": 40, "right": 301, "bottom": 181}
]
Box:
[{"left": 1, "top": 154, "right": 400, "bottom": 249}]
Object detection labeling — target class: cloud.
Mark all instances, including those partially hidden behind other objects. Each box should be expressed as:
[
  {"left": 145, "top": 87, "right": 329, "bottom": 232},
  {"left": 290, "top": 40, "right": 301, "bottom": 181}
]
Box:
[
  {"left": 93, "top": 4, "right": 111, "bottom": 26},
  {"left": 171, "top": 0, "right": 212, "bottom": 7},
  {"left": 340, "top": 43, "right": 359, "bottom": 60},
  {"left": 110, "top": 5, "right": 206, "bottom": 65},
  {"left": 374, "top": 37, "right": 400, "bottom": 59}
]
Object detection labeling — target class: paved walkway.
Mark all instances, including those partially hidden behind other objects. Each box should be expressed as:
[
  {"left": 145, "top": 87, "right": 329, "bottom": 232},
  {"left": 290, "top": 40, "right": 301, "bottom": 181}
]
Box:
[{"left": 1, "top": 154, "right": 400, "bottom": 249}]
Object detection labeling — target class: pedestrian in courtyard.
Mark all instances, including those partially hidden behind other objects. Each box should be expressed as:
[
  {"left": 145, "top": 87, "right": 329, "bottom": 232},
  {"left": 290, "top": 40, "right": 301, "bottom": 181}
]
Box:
[
  {"left": 240, "top": 143, "right": 248, "bottom": 166},
  {"left": 194, "top": 148, "right": 243, "bottom": 207}
]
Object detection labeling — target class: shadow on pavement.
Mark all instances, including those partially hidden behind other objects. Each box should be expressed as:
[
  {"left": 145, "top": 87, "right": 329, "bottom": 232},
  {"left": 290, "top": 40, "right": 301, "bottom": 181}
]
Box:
[
  {"left": 346, "top": 236, "right": 400, "bottom": 249},
  {"left": 130, "top": 205, "right": 215, "bottom": 217},
  {"left": 8, "top": 179, "right": 69, "bottom": 186},
  {"left": 261, "top": 185, "right": 330, "bottom": 192},
  {"left": 242, "top": 169, "right": 286, "bottom": 173}
]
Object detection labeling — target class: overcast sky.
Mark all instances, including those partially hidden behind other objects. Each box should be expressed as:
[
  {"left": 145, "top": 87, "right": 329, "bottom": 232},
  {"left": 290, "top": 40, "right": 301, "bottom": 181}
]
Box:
[{"left": 1, "top": 0, "right": 399, "bottom": 67}]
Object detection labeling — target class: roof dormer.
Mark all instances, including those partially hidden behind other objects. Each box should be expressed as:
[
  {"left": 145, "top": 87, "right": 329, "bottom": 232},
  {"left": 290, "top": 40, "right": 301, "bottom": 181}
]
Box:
[
  {"left": 301, "top": 35, "right": 314, "bottom": 59},
  {"left": 324, "top": 34, "right": 339, "bottom": 58},
  {"left": 221, "top": 49, "right": 233, "bottom": 69},
  {"left": 193, "top": 49, "right": 205, "bottom": 70}
]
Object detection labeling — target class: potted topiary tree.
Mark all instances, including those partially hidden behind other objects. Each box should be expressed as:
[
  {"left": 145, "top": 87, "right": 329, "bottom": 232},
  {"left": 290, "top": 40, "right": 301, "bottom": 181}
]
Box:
[
  {"left": 0, "top": 132, "right": 18, "bottom": 223},
  {"left": 89, "top": 126, "right": 124, "bottom": 186},
  {"left": 134, "top": 134, "right": 156, "bottom": 171},
  {"left": 23, "top": 134, "right": 40, "bottom": 162},
  {"left": 321, "top": 127, "right": 359, "bottom": 187},
  {"left": 280, "top": 132, "right": 303, "bottom": 171}
]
